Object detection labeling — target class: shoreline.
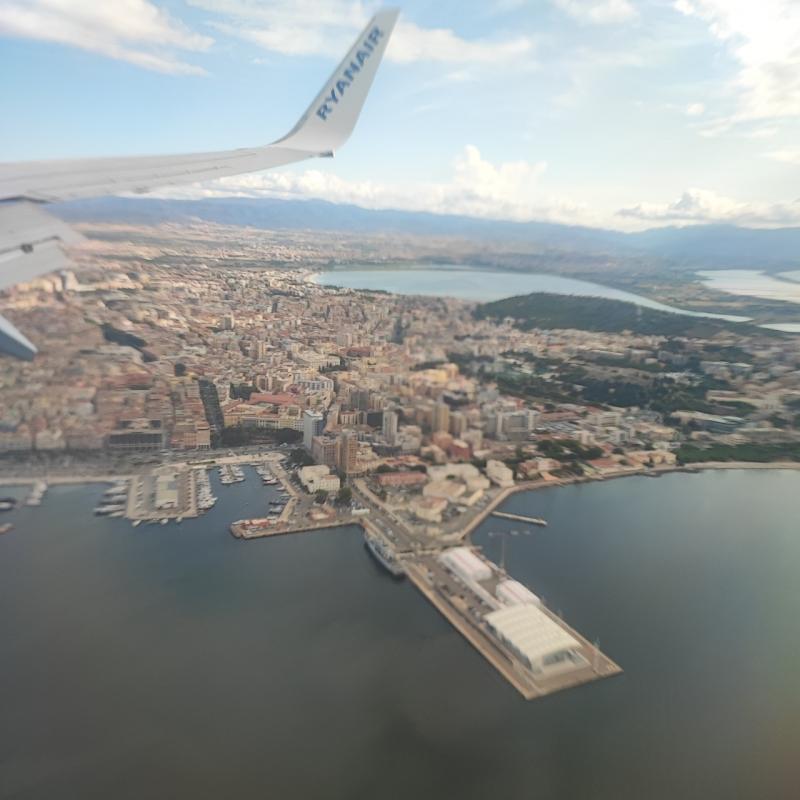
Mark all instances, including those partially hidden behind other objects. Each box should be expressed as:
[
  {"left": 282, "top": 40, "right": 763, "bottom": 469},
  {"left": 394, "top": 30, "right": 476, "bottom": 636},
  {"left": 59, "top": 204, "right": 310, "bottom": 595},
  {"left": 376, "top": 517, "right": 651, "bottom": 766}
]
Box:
[
  {"left": 1, "top": 460, "right": 797, "bottom": 492},
  {"left": 310, "top": 264, "right": 800, "bottom": 329},
  {"left": 0, "top": 474, "right": 130, "bottom": 487}
]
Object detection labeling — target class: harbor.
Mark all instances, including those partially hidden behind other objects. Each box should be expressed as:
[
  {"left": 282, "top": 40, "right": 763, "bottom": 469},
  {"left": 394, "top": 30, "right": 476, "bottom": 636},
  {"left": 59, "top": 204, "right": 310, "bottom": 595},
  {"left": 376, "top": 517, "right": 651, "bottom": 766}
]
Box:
[
  {"left": 3, "top": 464, "right": 797, "bottom": 798},
  {"left": 223, "top": 456, "right": 621, "bottom": 701},
  {"left": 0, "top": 452, "right": 652, "bottom": 699}
]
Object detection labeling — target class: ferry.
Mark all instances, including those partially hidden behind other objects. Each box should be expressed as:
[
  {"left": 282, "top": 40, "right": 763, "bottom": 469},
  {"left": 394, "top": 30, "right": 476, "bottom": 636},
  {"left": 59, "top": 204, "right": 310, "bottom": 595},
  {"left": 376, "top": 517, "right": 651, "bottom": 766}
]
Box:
[
  {"left": 0, "top": 497, "right": 16, "bottom": 512},
  {"left": 363, "top": 531, "right": 405, "bottom": 578}
]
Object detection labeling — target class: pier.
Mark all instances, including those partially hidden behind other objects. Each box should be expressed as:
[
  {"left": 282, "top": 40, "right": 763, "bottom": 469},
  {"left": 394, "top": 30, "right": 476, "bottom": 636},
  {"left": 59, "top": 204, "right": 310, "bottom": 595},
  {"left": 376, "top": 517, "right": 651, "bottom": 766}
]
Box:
[
  {"left": 403, "top": 554, "right": 622, "bottom": 700},
  {"left": 491, "top": 511, "right": 548, "bottom": 526}
]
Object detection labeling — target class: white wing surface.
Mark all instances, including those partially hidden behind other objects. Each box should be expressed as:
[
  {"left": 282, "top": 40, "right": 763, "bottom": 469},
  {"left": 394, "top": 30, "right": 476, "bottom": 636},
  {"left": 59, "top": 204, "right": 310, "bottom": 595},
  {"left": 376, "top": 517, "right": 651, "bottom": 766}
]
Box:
[{"left": 0, "top": 8, "right": 399, "bottom": 358}]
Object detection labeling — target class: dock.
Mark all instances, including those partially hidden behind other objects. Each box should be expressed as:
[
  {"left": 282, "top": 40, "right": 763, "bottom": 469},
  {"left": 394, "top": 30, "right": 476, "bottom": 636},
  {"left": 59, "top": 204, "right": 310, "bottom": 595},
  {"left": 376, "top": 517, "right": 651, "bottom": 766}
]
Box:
[
  {"left": 224, "top": 457, "right": 623, "bottom": 701},
  {"left": 491, "top": 511, "right": 548, "bottom": 526},
  {"left": 231, "top": 518, "right": 344, "bottom": 539},
  {"left": 404, "top": 555, "right": 622, "bottom": 701}
]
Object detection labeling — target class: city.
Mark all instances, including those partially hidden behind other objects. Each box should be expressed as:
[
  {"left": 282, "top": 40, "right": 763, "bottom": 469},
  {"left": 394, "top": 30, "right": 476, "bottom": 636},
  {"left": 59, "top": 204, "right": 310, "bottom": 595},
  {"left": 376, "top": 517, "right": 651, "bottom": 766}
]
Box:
[{"left": 2, "top": 221, "right": 798, "bottom": 700}]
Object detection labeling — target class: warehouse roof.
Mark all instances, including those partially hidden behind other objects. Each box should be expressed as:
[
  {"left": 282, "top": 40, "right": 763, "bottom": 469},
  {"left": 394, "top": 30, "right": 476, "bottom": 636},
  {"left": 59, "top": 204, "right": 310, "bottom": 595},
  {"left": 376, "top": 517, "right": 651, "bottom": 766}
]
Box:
[{"left": 485, "top": 604, "right": 579, "bottom": 666}]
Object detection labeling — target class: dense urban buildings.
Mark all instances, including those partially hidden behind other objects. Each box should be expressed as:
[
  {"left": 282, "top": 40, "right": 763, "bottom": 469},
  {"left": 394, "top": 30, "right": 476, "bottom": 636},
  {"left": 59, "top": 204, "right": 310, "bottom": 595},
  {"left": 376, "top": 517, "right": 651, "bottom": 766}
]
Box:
[{"left": 0, "top": 223, "right": 798, "bottom": 500}]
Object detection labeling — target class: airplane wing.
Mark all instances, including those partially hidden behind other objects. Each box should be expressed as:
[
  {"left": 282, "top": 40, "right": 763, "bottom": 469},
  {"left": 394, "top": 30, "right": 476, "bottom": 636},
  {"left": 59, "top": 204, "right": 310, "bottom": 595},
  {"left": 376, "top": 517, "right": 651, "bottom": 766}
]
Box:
[{"left": 0, "top": 8, "right": 399, "bottom": 359}]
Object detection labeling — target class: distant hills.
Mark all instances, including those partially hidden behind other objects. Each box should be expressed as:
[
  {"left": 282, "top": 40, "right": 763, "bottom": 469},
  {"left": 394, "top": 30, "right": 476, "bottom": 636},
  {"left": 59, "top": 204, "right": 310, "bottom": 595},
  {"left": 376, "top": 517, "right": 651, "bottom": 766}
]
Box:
[{"left": 54, "top": 195, "right": 800, "bottom": 271}]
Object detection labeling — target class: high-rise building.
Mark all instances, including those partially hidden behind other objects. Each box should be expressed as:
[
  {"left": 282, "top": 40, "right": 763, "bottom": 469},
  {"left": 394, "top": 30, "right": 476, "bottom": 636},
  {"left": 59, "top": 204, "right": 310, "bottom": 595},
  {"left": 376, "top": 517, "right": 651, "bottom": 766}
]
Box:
[
  {"left": 433, "top": 401, "right": 450, "bottom": 434},
  {"left": 222, "top": 313, "right": 236, "bottom": 331},
  {"left": 503, "top": 410, "right": 538, "bottom": 441},
  {"left": 352, "top": 389, "right": 370, "bottom": 411},
  {"left": 303, "top": 410, "right": 325, "bottom": 451},
  {"left": 382, "top": 410, "right": 398, "bottom": 445},
  {"left": 449, "top": 411, "right": 466, "bottom": 437},
  {"left": 337, "top": 430, "right": 358, "bottom": 474},
  {"left": 312, "top": 435, "right": 338, "bottom": 467}
]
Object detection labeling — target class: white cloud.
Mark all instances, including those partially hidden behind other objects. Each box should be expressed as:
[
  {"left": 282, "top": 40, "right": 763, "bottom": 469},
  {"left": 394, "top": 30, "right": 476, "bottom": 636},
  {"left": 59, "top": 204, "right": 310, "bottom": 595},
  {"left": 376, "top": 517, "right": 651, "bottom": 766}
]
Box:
[
  {"left": 675, "top": 0, "right": 800, "bottom": 125},
  {"left": 686, "top": 102, "right": 705, "bottom": 116},
  {"left": 190, "top": 0, "right": 534, "bottom": 65},
  {"left": 153, "top": 144, "right": 599, "bottom": 226},
  {"left": 388, "top": 20, "right": 532, "bottom": 65},
  {"left": 553, "top": 0, "right": 638, "bottom": 25},
  {"left": 765, "top": 149, "right": 800, "bottom": 166},
  {"left": 0, "top": 0, "right": 211, "bottom": 74},
  {"left": 618, "top": 187, "right": 800, "bottom": 227}
]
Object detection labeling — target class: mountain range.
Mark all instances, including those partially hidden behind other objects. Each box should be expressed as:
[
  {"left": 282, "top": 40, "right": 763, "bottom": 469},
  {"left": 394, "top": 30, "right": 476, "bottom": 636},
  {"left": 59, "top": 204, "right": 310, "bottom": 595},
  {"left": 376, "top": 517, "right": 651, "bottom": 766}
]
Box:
[{"left": 54, "top": 196, "right": 800, "bottom": 272}]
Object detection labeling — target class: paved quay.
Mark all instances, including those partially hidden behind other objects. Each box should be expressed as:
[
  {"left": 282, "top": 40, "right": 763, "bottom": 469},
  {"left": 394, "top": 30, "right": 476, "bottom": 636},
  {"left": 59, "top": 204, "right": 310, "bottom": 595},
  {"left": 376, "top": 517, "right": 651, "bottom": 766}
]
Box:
[{"left": 404, "top": 557, "right": 622, "bottom": 701}]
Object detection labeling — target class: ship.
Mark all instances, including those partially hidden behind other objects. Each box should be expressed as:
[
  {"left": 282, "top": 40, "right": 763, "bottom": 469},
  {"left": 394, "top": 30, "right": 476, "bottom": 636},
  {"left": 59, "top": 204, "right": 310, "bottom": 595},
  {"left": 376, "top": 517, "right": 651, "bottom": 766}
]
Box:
[
  {"left": 363, "top": 531, "right": 404, "bottom": 578},
  {"left": 0, "top": 522, "right": 13, "bottom": 535}
]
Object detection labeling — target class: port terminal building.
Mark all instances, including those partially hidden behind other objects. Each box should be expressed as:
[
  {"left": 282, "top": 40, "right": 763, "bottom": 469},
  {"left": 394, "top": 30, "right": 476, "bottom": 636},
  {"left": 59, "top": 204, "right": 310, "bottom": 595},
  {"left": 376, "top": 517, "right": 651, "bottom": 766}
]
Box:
[{"left": 485, "top": 605, "right": 584, "bottom": 675}]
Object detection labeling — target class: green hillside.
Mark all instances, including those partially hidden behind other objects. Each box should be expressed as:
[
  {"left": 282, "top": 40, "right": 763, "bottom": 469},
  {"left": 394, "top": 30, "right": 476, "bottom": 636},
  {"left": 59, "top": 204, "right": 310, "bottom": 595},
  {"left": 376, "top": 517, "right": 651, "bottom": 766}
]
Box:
[{"left": 473, "top": 292, "right": 770, "bottom": 338}]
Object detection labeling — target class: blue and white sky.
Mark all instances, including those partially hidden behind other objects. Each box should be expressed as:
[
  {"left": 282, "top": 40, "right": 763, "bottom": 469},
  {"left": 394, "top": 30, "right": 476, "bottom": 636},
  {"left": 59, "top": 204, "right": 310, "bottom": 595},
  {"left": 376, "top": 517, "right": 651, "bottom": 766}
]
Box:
[{"left": 2, "top": 0, "right": 800, "bottom": 230}]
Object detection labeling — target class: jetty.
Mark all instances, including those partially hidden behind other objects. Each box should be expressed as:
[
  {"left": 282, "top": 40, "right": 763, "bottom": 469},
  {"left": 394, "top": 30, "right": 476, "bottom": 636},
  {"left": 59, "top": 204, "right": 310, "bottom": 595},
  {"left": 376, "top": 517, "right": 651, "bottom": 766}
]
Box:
[{"left": 491, "top": 511, "right": 548, "bottom": 526}]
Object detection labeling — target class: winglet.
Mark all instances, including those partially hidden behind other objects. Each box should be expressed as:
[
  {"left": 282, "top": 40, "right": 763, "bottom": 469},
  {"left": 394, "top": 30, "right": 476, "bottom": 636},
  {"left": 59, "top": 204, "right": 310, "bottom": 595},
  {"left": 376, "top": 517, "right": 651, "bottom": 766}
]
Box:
[{"left": 274, "top": 8, "right": 399, "bottom": 154}]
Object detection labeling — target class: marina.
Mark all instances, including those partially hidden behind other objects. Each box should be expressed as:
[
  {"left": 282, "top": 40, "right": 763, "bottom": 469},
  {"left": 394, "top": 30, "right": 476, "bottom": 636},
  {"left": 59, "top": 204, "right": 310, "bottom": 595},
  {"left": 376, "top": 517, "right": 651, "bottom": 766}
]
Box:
[
  {"left": 218, "top": 464, "right": 245, "bottom": 485},
  {"left": 223, "top": 458, "right": 618, "bottom": 700}
]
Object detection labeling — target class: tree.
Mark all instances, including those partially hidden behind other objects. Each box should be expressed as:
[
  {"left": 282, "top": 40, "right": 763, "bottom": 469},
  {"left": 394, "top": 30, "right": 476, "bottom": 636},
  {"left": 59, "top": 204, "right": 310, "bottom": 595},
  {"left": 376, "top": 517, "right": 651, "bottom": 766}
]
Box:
[
  {"left": 336, "top": 486, "right": 352, "bottom": 506},
  {"left": 174, "top": 362, "right": 187, "bottom": 377},
  {"left": 315, "top": 489, "right": 329, "bottom": 504},
  {"left": 290, "top": 448, "right": 315, "bottom": 467}
]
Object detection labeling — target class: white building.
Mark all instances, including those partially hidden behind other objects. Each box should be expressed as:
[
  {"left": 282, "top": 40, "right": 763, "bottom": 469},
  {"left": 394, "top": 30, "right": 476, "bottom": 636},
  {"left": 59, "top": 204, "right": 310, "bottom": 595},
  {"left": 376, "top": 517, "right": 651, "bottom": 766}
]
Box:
[
  {"left": 485, "top": 604, "right": 582, "bottom": 674},
  {"left": 496, "top": 579, "right": 542, "bottom": 607},
  {"left": 423, "top": 479, "right": 466, "bottom": 503},
  {"left": 438, "top": 547, "right": 492, "bottom": 584},
  {"left": 486, "top": 459, "right": 514, "bottom": 488},
  {"left": 302, "top": 410, "right": 325, "bottom": 451},
  {"left": 410, "top": 495, "right": 448, "bottom": 522},
  {"left": 298, "top": 465, "right": 340, "bottom": 494}
]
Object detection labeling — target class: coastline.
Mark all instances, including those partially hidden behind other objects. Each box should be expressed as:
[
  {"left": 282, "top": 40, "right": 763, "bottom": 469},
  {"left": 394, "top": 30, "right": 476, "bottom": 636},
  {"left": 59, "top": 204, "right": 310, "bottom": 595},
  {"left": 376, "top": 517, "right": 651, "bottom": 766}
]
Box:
[
  {"left": 1, "top": 460, "right": 798, "bottom": 492},
  {"left": 0, "top": 474, "right": 130, "bottom": 486}
]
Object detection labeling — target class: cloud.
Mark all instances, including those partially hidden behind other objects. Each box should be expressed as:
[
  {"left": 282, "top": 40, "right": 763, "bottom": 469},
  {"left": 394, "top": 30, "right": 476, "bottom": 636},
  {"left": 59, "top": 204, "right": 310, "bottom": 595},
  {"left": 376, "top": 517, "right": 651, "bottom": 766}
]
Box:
[
  {"left": 675, "top": 0, "right": 800, "bottom": 125},
  {"left": 765, "top": 149, "right": 800, "bottom": 166},
  {"left": 190, "top": 0, "right": 534, "bottom": 65},
  {"left": 388, "top": 20, "right": 532, "bottom": 65},
  {"left": 686, "top": 102, "right": 705, "bottom": 116},
  {"left": 152, "top": 144, "right": 599, "bottom": 226},
  {"left": 618, "top": 187, "right": 800, "bottom": 227},
  {"left": 553, "top": 0, "right": 638, "bottom": 25},
  {"left": 0, "top": 0, "right": 211, "bottom": 74}
]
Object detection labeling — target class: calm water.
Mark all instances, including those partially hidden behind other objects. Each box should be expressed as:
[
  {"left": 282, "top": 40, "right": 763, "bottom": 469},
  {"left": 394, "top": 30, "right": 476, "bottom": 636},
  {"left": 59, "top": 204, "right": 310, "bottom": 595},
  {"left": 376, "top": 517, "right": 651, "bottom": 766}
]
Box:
[
  {"left": 699, "top": 269, "right": 800, "bottom": 305},
  {"left": 1, "top": 469, "right": 799, "bottom": 799},
  {"left": 314, "top": 266, "right": 749, "bottom": 321}
]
